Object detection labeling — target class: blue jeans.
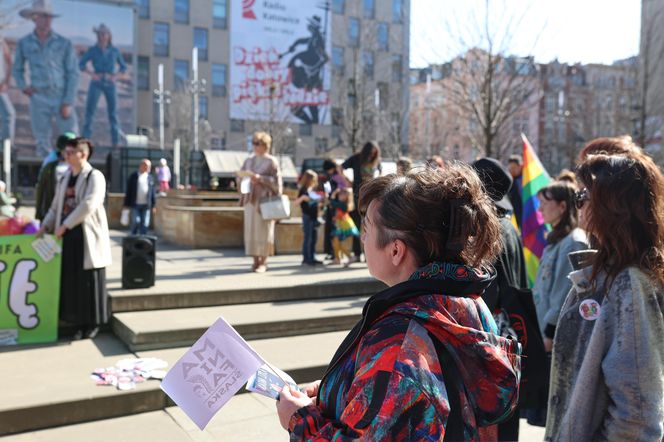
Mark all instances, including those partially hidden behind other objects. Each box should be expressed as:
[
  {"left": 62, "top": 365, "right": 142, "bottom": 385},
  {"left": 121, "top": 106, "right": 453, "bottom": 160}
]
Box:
[
  {"left": 131, "top": 205, "right": 150, "bottom": 235},
  {"left": 29, "top": 92, "right": 79, "bottom": 158},
  {"left": 302, "top": 214, "right": 318, "bottom": 263},
  {"left": 83, "top": 80, "right": 119, "bottom": 146}
]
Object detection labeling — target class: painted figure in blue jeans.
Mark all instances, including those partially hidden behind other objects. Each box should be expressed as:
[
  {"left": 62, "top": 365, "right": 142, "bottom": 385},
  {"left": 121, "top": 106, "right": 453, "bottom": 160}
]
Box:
[
  {"left": 13, "top": 0, "right": 79, "bottom": 158},
  {"left": 295, "top": 170, "right": 322, "bottom": 265},
  {"left": 0, "top": 36, "right": 15, "bottom": 144},
  {"left": 79, "top": 24, "right": 127, "bottom": 148},
  {"left": 123, "top": 159, "right": 156, "bottom": 235}
]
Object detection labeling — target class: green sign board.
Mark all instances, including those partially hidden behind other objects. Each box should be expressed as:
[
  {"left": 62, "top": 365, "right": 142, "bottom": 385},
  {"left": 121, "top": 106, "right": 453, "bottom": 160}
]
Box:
[{"left": 0, "top": 234, "right": 62, "bottom": 345}]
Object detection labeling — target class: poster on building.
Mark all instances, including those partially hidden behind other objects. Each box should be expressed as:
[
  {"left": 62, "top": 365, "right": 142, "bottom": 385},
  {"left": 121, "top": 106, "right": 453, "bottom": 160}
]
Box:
[
  {"left": 0, "top": 234, "right": 62, "bottom": 346},
  {"left": 1, "top": 0, "right": 135, "bottom": 163},
  {"left": 230, "top": 0, "right": 332, "bottom": 125}
]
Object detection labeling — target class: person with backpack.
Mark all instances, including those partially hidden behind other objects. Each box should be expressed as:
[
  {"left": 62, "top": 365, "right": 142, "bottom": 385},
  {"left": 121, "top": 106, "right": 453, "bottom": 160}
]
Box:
[
  {"left": 37, "top": 137, "right": 111, "bottom": 340},
  {"left": 276, "top": 165, "right": 521, "bottom": 440}
]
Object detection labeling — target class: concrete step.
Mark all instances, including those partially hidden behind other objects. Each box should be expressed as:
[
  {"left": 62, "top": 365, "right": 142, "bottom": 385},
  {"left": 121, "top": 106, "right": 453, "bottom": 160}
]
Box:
[
  {"left": 112, "top": 295, "right": 366, "bottom": 351},
  {"left": 0, "top": 330, "right": 348, "bottom": 436},
  {"left": 109, "top": 278, "right": 382, "bottom": 313}
]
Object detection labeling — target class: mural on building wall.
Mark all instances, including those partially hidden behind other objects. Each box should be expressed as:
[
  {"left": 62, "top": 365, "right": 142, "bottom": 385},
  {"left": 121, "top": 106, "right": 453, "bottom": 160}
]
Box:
[
  {"left": 230, "top": 0, "right": 331, "bottom": 125},
  {"left": 1, "top": 0, "right": 135, "bottom": 162}
]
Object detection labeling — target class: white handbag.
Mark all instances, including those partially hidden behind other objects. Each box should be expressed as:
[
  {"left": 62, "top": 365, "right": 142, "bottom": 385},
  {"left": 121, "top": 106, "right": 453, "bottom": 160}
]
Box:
[
  {"left": 120, "top": 208, "right": 130, "bottom": 227},
  {"left": 259, "top": 195, "right": 291, "bottom": 220}
]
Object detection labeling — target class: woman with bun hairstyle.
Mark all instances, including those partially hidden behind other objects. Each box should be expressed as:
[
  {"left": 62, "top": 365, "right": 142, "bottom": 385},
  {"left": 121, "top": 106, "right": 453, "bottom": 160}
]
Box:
[{"left": 276, "top": 164, "right": 521, "bottom": 440}]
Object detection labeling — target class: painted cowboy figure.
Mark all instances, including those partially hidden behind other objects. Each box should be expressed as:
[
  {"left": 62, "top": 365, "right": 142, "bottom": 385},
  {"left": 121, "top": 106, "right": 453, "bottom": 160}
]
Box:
[
  {"left": 13, "top": 0, "right": 79, "bottom": 158},
  {"left": 280, "top": 15, "right": 329, "bottom": 124},
  {"left": 79, "top": 23, "right": 127, "bottom": 148}
]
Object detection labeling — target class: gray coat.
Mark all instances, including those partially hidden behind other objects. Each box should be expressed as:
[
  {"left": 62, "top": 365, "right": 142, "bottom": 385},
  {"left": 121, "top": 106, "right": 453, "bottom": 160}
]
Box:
[
  {"left": 545, "top": 250, "right": 664, "bottom": 441},
  {"left": 42, "top": 162, "right": 112, "bottom": 270},
  {"left": 533, "top": 228, "right": 588, "bottom": 335}
]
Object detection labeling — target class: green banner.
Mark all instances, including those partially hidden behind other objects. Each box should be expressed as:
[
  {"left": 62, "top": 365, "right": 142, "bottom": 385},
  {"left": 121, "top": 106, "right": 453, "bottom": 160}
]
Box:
[{"left": 0, "top": 234, "right": 62, "bottom": 345}]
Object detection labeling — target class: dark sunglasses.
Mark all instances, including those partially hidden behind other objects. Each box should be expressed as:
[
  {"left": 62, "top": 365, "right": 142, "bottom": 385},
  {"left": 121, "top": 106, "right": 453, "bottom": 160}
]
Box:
[{"left": 575, "top": 188, "right": 589, "bottom": 209}]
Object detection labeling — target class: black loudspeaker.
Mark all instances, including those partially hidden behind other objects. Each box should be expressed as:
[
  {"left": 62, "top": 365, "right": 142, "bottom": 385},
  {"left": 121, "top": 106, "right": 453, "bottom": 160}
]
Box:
[{"left": 122, "top": 235, "right": 157, "bottom": 289}]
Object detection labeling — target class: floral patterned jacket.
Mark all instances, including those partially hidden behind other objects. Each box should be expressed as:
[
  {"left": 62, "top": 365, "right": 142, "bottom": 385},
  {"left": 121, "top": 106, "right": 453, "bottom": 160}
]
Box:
[{"left": 288, "top": 262, "right": 522, "bottom": 441}]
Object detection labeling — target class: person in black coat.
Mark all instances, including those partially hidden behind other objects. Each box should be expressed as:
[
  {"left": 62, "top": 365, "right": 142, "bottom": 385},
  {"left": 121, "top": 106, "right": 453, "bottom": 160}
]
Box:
[
  {"left": 341, "top": 141, "right": 381, "bottom": 260},
  {"left": 473, "top": 157, "right": 529, "bottom": 441},
  {"left": 123, "top": 159, "right": 156, "bottom": 235},
  {"left": 507, "top": 154, "right": 523, "bottom": 229}
]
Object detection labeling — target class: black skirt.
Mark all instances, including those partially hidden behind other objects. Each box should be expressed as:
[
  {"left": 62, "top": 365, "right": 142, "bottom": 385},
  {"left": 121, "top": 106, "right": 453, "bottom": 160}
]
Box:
[{"left": 60, "top": 225, "right": 108, "bottom": 326}]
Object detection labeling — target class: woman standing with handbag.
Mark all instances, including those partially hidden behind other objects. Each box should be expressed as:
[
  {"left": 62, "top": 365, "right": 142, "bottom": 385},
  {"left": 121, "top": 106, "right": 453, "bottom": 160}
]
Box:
[
  {"left": 238, "top": 131, "right": 282, "bottom": 273},
  {"left": 38, "top": 138, "right": 112, "bottom": 339}
]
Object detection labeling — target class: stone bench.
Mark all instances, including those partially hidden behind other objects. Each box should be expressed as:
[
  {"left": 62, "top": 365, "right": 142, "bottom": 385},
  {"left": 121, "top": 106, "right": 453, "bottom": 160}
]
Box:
[
  {"left": 275, "top": 217, "right": 325, "bottom": 254},
  {"left": 156, "top": 205, "right": 244, "bottom": 248}
]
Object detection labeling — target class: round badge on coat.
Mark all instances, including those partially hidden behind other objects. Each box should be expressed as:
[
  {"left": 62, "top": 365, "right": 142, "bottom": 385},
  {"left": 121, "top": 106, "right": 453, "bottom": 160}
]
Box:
[{"left": 579, "top": 299, "right": 601, "bottom": 321}]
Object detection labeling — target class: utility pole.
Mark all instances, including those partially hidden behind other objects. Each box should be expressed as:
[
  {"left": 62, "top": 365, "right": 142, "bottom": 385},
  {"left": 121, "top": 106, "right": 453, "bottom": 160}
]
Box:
[
  {"left": 153, "top": 63, "right": 171, "bottom": 150},
  {"left": 189, "top": 47, "right": 207, "bottom": 151}
]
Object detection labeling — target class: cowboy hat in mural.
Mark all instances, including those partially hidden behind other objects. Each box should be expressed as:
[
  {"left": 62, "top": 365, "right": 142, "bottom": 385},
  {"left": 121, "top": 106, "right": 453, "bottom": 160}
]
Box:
[
  {"left": 93, "top": 23, "right": 112, "bottom": 35},
  {"left": 19, "top": 0, "right": 60, "bottom": 19}
]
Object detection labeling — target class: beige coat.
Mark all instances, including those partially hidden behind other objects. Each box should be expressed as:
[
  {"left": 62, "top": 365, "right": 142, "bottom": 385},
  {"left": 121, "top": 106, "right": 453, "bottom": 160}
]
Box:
[{"left": 42, "top": 162, "right": 112, "bottom": 270}]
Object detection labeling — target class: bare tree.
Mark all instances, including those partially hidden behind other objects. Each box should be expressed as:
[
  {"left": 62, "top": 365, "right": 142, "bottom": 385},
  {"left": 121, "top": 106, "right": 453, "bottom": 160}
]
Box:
[
  {"left": 332, "top": 47, "right": 375, "bottom": 155},
  {"left": 419, "top": 0, "right": 542, "bottom": 159},
  {"left": 246, "top": 82, "right": 298, "bottom": 158}
]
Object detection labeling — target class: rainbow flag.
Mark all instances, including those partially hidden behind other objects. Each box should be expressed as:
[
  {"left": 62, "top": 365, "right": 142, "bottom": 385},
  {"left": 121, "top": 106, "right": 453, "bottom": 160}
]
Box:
[{"left": 520, "top": 133, "right": 551, "bottom": 287}]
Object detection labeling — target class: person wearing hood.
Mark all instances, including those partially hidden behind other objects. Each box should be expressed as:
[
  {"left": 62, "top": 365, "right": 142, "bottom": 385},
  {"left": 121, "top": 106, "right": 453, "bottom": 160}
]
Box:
[
  {"left": 473, "top": 158, "right": 530, "bottom": 440},
  {"left": 276, "top": 164, "right": 521, "bottom": 440}
]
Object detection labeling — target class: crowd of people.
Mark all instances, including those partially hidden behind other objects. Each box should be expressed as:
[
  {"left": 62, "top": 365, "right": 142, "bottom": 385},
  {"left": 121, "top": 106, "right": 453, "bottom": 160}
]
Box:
[
  {"left": 271, "top": 135, "right": 664, "bottom": 441},
  {"left": 16, "top": 121, "right": 664, "bottom": 440}
]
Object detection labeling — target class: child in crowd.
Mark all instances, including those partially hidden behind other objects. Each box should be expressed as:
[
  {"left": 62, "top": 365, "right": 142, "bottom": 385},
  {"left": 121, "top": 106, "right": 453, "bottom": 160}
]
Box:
[
  {"left": 330, "top": 187, "right": 359, "bottom": 267},
  {"left": 294, "top": 170, "right": 323, "bottom": 266},
  {"left": 155, "top": 158, "right": 171, "bottom": 193}
]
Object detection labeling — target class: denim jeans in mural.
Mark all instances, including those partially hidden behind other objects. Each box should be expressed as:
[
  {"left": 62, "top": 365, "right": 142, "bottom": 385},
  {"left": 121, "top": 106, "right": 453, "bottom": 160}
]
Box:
[{"left": 83, "top": 79, "right": 120, "bottom": 146}]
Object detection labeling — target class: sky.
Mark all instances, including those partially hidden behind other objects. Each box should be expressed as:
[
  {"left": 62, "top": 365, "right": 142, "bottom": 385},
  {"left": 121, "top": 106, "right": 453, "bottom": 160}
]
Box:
[{"left": 410, "top": 0, "right": 642, "bottom": 68}]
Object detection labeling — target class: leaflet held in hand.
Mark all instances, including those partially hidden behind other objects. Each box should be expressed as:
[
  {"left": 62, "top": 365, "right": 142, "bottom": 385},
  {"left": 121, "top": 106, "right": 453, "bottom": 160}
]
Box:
[{"left": 160, "top": 316, "right": 297, "bottom": 430}]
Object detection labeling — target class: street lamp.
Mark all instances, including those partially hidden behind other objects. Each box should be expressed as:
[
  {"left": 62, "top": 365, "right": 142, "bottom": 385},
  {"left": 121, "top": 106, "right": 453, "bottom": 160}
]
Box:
[
  {"left": 189, "top": 47, "right": 207, "bottom": 152},
  {"left": 153, "top": 63, "right": 171, "bottom": 151}
]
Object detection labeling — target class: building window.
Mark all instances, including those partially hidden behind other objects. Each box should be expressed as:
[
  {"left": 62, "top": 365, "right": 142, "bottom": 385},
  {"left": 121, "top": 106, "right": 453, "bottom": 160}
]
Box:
[
  {"left": 377, "top": 22, "right": 389, "bottom": 51},
  {"left": 363, "top": 50, "right": 374, "bottom": 79},
  {"left": 363, "top": 0, "right": 374, "bottom": 19},
  {"left": 194, "top": 28, "right": 208, "bottom": 61},
  {"left": 210, "top": 136, "right": 225, "bottom": 149},
  {"left": 174, "top": 0, "right": 189, "bottom": 24},
  {"left": 299, "top": 124, "right": 312, "bottom": 136},
  {"left": 212, "top": 64, "right": 227, "bottom": 97},
  {"left": 348, "top": 17, "right": 360, "bottom": 47},
  {"left": 332, "top": 46, "right": 344, "bottom": 75},
  {"left": 377, "top": 82, "right": 389, "bottom": 110},
  {"left": 136, "top": 0, "right": 149, "bottom": 18},
  {"left": 391, "top": 54, "right": 402, "bottom": 82},
  {"left": 230, "top": 119, "right": 244, "bottom": 132},
  {"left": 213, "top": 0, "right": 227, "bottom": 29},
  {"left": 199, "top": 96, "right": 208, "bottom": 120},
  {"left": 137, "top": 56, "right": 149, "bottom": 90},
  {"left": 332, "top": 0, "right": 344, "bottom": 14},
  {"left": 315, "top": 137, "right": 328, "bottom": 153},
  {"left": 392, "top": 0, "right": 403, "bottom": 23},
  {"left": 153, "top": 22, "right": 169, "bottom": 57},
  {"left": 174, "top": 59, "right": 189, "bottom": 91}
]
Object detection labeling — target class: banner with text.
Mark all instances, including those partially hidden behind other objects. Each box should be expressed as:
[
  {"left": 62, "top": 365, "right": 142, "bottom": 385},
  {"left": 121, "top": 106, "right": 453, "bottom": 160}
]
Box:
[
  {"left": 230, "top": 0, "right": 332, "bottom": 125},
  {"left": 0, "top": 235, "right": 62, "bottom": 345}
]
